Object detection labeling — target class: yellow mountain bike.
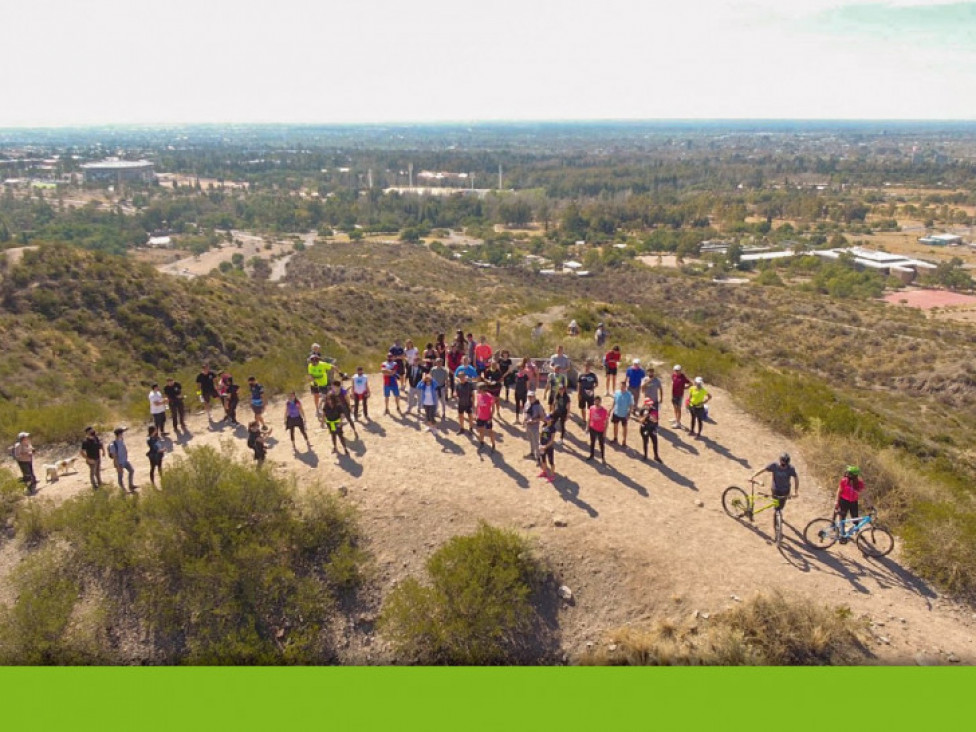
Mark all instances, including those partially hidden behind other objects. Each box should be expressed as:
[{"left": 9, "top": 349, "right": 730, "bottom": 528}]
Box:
[{"left": 722, "top": 478, "right": 784, "bottom": 546}]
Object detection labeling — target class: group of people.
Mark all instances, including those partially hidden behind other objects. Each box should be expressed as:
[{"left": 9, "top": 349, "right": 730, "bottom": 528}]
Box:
[{"left": 7, "top": 328, "right": 868, "bottom": 530}]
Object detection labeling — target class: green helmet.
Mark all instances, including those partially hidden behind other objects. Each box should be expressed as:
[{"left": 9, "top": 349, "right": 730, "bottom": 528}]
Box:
[{"left": 845, "top": 465, "right": 861, "bottom": 477}]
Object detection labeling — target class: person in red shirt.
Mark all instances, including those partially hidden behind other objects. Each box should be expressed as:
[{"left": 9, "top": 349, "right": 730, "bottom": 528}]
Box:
[
  {"left": 670, "top": 364, "right": 693, "bottom": 430},
  {"left": 586, "top": 396, "right": 609, "bottom": 464},
  {"left": 603, "top": 345, "right": 622, "bottom": 396},
  {"left": 475, "top": 383, "right": 496, "bottom": 453},
  {"left": 474, "top": 336, "right": 493, "bottom": 374},
  {"left": 835, "top": 465, "right": 865, "bottom": 544}
]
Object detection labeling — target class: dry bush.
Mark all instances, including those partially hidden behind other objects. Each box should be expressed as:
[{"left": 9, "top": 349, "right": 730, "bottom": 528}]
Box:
[{"left": 581, "top": 591, "right": 870, "bottom": 666}]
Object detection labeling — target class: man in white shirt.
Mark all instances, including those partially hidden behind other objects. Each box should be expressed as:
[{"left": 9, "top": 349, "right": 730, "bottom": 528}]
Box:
[{"left": 148, "top": 383, "right": 169, "bottom": 437}]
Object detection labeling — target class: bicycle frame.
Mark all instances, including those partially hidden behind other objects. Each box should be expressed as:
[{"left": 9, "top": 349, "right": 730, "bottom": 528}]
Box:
[
  {"left": 832, "top": 512, "right": 874, "bottom": 538},
  {"left": 745, "top": 479, "right": 781, "bottom": 519}
]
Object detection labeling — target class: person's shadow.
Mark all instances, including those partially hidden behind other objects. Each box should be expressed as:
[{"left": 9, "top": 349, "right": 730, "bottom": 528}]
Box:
[
  {"left": 697, "top": 435, "right": 751, "bottom": 468},
  {"left": 486, "top": 451, "right": 530, "bottom": 489},
  {"left": 362, "top": 420, "right": 386, "bottom": 437},
  {"left": 295, "top": 448, "right": 319, "bottom": 469},
  {"left": 551, "top": 475, "right": 599, "bottom": 518},
  {"left": 336, "top": 453, "right": 363, "bottom": 477}
]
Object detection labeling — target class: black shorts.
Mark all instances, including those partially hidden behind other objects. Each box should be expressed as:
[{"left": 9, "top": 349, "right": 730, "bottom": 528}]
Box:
[
  {"left": 578, "top": 393, "right": 595, "bottom": 408},
  {"left": 671, "top": 395, "right": 683, "bottom": 407},
  {"left": 311, "top": 384, "right": 327, "bottom": 394},
  {"left": 476, "top": 418, "right": 493, "bottom": 430},
  {"left": 773, "top": 493, "right": 790, "bottom": 511},
  {"left": 458, "top": 404, "right": 472, "bottom": 415},
  {"left": 605, "top": 366, "right": 617, "bottom": 376},
  {"left": 612, "top": 414, "right": 628, "bottom": 424},
  {"left": 286, "top": 416, "right": 305, "bottom": 430},
  {"left": 541, "top": 447, "right": 555, "bottom": 466},
  {"left": 202, "top": 391, "right": 219, "bottom": 404}
]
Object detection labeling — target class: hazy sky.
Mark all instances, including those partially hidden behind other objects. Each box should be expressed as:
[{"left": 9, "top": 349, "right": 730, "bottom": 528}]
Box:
[{"left": 2, "top": 0, "right": 974, "bottom": 125}]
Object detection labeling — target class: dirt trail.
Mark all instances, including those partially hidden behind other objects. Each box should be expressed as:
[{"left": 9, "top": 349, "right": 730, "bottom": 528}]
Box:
[{"left": 14, "top": 379, "right": 976, "bottom": 665}]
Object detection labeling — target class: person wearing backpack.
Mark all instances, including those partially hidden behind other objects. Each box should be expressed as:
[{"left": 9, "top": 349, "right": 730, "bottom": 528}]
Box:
[
  {"left": 108, "top": 427, "right": 137, "bottom": 493},
  {"left": 80, "top": 426, "right": 106, "bottom": 489},
  {"left": 12, "top": 432, "right": 38, "bottom": 495},
  {"left": 146, "top": 425, "right": 165, "bottom": 488},
  {"left": 247, "top": 422, "right": 268, "bottom": 466}
]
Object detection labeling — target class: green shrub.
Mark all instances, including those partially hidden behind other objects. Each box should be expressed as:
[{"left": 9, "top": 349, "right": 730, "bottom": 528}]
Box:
[
  {"left": 0, "top": 468, "right": 24, "bottom": 528},
  {"left": 0, "top": 446, "right": 366, "bottom": 664},
  {"left": 379, "top": 523, "right": 555, "bottom": 665}
]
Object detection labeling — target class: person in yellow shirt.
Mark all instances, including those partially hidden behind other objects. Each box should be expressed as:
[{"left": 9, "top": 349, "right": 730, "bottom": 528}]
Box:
[
  {"left": 307, "top": 354, "right": 333, "bottom": 413},
  {"left": 687, "top": 377, "right": 712, "bottom": 439}
]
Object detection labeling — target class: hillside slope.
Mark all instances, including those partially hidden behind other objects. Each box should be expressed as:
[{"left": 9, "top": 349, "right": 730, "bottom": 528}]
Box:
[{"left": 9, "top": 379, "right": 974, "bottom": 665}]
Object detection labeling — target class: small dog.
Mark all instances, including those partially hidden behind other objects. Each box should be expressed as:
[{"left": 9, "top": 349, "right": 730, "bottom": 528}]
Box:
[
  {"left": 57, "top": 456, "right": 77, "bottom": 475},
  {"left": 44, "top": 463, "right": 60, "bottom": 482}
]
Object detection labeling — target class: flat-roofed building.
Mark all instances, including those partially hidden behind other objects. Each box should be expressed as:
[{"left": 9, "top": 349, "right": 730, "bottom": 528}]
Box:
[{"left": 81, "top": 159, "right": 155, "bottom": 184}]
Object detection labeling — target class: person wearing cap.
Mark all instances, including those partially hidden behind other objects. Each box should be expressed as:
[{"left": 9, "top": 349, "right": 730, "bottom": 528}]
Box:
[
  {"left": 522, "top": 390, "right": 545, "bottom": 460},
  {"left": 603, "top": 345, "right": 621, "bottom": 396},
  {"left": 308, "top": 342, "right": 323, "bottom": 363},
  {"left": 163, "top": 377, "right": 187, "bottom": 434},
  {"left": 752, "top": 453, "right": 799, "bottom": 513},
  {"left": 13, "top": 432, "right": 37, "bottom": 494},
  {"left": 381, "top": 353, "right": 403, "bottom": 416},
  {"left": 610, "top": 384, "right": 634, "bottom": 447},
  {"left": 624, "top": 359, "right": 646, "bottom": 413},
  {"left": 108, "top": 427, "right": 137, "bottom": 493},
  {"left": 195, "top": 363, "right": 220, "bottom": 421},
  {"left": 80, "top": 426, "right": 106, "bottom": 490},
  {"left": 835, "top": 466, "right": 865, "bottom": 543},
  {"left": 594, "top": 322, "right": 607, "bottom": 348},
  {"left": 687, "top": 377, "right": 712, "bottom": 438},
  {"left": 149, "top": 383, "right": 169, "bottom": 437},
  {"left": 308, "top": 353, "right": 333, "bottom": 413},
  {"left": 567, "top": 319, "right": 579, "bottom": 337},
  {"left": 670, "top": 365, "right": 693, "bottom": 430},
  {"left": 455, "top": 369, "right": 476, "bottom": 434}
]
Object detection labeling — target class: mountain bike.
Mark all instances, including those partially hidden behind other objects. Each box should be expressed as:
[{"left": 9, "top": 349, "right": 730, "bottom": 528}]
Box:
[
  {"left": 803, "top": 507, "right": 894, "bottom": 557},
  {"left": 722, "top": 479, "right": 785, "bottom": 546}
]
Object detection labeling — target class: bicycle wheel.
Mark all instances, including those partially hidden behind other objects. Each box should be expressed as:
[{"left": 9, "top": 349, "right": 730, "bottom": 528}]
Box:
[
  {"left": 856, "top": 525, "right": 894, "bottom": 558},
  {"left": 722, "top": 486, "right": 750, "bottom": 519},
  {"left": 803, "top": 518, "right": 838, "bottom": 550},
  {"left": 774, "top": 509, "right": 783, "bottom": 546}
]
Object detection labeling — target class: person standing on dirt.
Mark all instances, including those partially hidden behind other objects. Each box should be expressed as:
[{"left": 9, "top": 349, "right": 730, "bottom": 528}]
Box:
[
  {"left": 586, "top": 396, "right": 609, "bottom": 464},
  {"left": 225, "top": 376, "right": 241, "bottom": 425},
  {"left": 475, "top": 383, "right": 497, "bottom": 453},
  {"left": 624, "top": 359, "right": 646, "bottom": 414},
  {"left": 465, "top": 333, "right": 477, "bottom": 367},
  {"left": 321, "top": 391, "right": 350, "bottom": 456},
  {"left": 474, "top": 336, "right": 493, "bottom": 374},
  {"left": 108, "top": 427, "right": 137, "bottom": 493},
  {"left": 482, "top": 357, "right": 505, "bottom": 419},
  {"left": 670, "top": 365, "right": 693, "bottom": 430},
  {"left": 603, "top": 345, "right": 621, "bottom": 396},
  {"left": 498, "top": 350, "right": 514, "bottom": 402},
  {"left": 195, "top": 364, "right": 220, "bottom": 421},
  {"left": 417, "top": 373, "right": 441, "bottom": 435},
  {"left": 544, "top": 364, "right": 568, "bottom": 408},
  {"left": 577, "top": 360, "right": 599, "bottom": 427},
  {"left": 642, "top": 367, "right": 663, "bottom": 408},
  {"left": 435, "top": 333, "right": 448, "bottom": 369},
  {"left": 454, "top": 355, "right": 478, "bottom": 382},
  {"left": 247, "top": 376, "right": 266, "bottom": 429},
  {"left": 513, "top": 358, "right": 532, "bottom": 424},
  {"left": 523, "top": 390, "right": 545, "bottom": 460},
  {"left": 80, "top": 426, "right": 105, "bottom": 489},
  {"left": 610, "top": 384, "right": 634, "bottom": 447},
  {"left": 752, "top": 453, "right": 799, "bottom": 512},
  {"left": 834, "top": 466, "right": 865, "bottom": 544},
  {"left": 549, "top": 344, "right": 570, "bottom": 373},
  {"left": 164, "top": 377, "right": 187, "bottom": 434},
  {"left": 389, "top": 339, "right": 407, "bottom": 389},
  {"left": 687, "top": 377, "right": 712, "bottom": 439},
  {"left": 247, "top": 422, "right": 268, "bottom": 466},
  {"left": 552, "top": 383, "right": 571, "bottom": 443},
  {"left": 351, "top": 366, "right": 370, "bottom": 421},
  {"left": 537, "top": 413, "right": 558, "bottom": 483},
  {"left": 455, "top": 370, "right": 476, "bottom": 434},
  {"left": 149, "top": 383, "right": 169, "bottom": 438},
  {"left": 329, "top": 382, "right": 360, "bottom": 441},
  {"left": 430, "top": 358, "right": 449, "bottom": 421},
  {"left": 381, "top": 353, "right": 403, "bottom": 416},
  {"left": 307, "top": 354, "right": 333, "bottom": 414},
  {"left": 637, "top": 399, "right": 662, "bottom": 463},
  {"left": 447, "top": 336, "right": 464, "bottom": 399},
  {"left": 13, "top": 432, "right": 37, "bottom": 494},
  {"left": 284, "top": 392, "right": 312, "bottom": 451},
  {"left": 405, "top": 358, "right": 426, "bottom": 416},
  {"left": 147, "top": 425, "right": 165, "bottom": 488}
]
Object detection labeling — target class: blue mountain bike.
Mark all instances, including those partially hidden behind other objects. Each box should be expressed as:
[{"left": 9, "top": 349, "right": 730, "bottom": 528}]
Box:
[{"left": 803, "top": 507, "right": 894, "bottom": 557}]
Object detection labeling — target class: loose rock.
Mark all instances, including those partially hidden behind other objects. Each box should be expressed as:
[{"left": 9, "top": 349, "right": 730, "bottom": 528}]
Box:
[
  {"left": 558, "top": 585, "right": 573, "bottom": 601},
  {"left": 608, "top": 644, "right": 617, "bottom": 652},
  {"left": 694, "top": 499, "right": 704, "bottom": 508},
  {"left": 554, "top": 517, "right": 569, "bottom": 527}
]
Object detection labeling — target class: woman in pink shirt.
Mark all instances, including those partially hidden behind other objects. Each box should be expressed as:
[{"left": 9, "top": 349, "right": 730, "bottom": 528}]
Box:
[
  {"left": 475, "top": 383, "right": 496, "bottom": 453},
  {"left": 835, "top": 465, "right": 865, "bottom": 543},
  {"left": 586, "top": 396, "right": 609, "bottom": 464}
]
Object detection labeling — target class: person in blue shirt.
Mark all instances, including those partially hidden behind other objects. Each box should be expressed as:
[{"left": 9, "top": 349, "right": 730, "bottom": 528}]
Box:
[
  {"left": 624, "top": 359, "right": 646, "bottom": 415},
  {"left": 611, "top": 386, "right": 634, "bottom": 446},
  {"left": 454, "top": 355, "right": 478, "bottom": 381}
]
